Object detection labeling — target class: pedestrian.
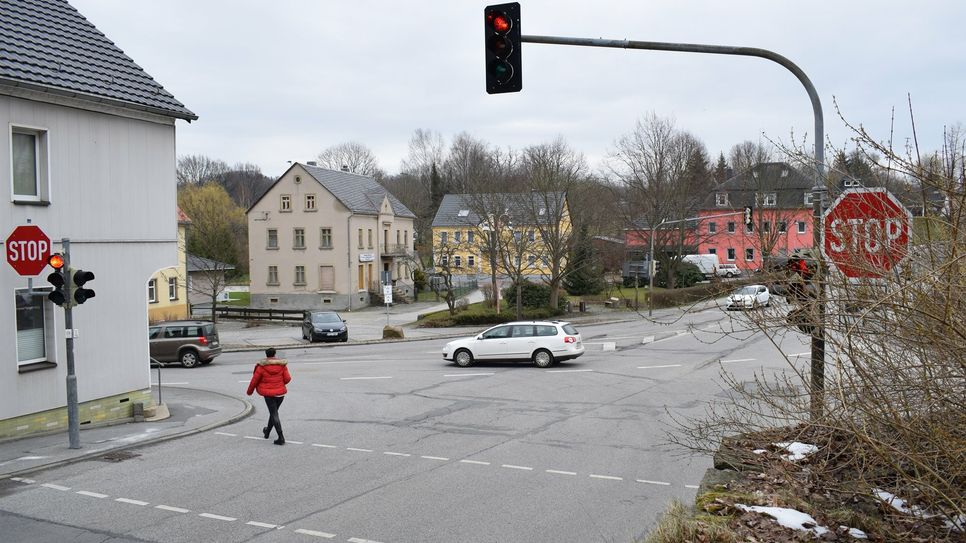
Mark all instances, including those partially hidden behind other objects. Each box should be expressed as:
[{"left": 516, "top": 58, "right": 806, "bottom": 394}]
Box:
[{"left": 246, "top": 347, "right": 291, "bottom": 445}]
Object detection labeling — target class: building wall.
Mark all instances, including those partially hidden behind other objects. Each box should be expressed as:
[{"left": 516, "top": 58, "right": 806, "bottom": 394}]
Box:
[
  {"left": 1, "top": 93, "right": 178, "bottom": 427},
  {"left": 697, "top": 208, "right": 814, "bottom": 270},
  {"left": 148, "top": 221, "right": 189, "bottom": 322}
]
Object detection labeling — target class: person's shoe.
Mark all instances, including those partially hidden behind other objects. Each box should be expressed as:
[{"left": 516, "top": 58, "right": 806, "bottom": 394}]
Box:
[
  {"left": 262, "top": 427, "right": 270, "bottom": 439},
  {"left": 273, "top": 438, "right": 285, "bottom": 445}
]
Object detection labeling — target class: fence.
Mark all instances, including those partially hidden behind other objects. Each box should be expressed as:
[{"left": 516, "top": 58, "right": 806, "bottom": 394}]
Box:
[{"left": 213, "top": 306, "right": 304, "bottom": 322}]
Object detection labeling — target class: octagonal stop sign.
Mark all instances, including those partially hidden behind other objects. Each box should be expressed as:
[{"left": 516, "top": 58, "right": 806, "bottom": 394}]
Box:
[
  {"left": 823, "top": 188, "right": 912, "bottom": 278},
  {"left": 5, "top": 225, "right": 52, "bottom": 276}
]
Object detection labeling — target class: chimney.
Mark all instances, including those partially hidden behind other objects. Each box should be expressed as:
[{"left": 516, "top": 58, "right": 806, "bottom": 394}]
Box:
[
  {"left": 306, "top": 161, "right": 317, "bottom": 166},
  {"left": 341, "top": 165, "right": 350, "bottom": 172}
]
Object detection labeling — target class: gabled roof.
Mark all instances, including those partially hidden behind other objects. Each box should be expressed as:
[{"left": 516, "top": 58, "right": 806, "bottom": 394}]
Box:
[
  {"left": 432, "top": 192, "right": 567, "bottom": 227},
  {"left": 0, "top": 0, "right": 196, "bottom": 120},
  {"left": 704, "top": 162, "right": 815, "bottom": 209}
]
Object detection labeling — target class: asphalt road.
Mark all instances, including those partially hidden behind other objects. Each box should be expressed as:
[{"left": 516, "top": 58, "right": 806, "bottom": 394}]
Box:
[{"left": 0, "top": 306, "right": 815, "bottom": 543}]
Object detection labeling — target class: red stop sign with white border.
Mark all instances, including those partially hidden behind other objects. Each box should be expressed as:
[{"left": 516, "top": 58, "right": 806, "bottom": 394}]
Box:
[
  {"left": 822, "top": 188, "right": 912, "bottom": 278},
  {"left": 5, "top": 225, "right": 52, "bottom": 276}
]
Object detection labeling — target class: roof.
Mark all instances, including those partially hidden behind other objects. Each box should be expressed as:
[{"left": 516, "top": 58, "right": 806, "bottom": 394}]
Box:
[
  {"left": 176, "top": 206, "right": 191, "bottom": 224},
  {"left": 431, "top": 192, "right": 568, "bottom": 227},
  {"left": 186, "top": 254, "right": 235, "bottom": 273},
  {"left": 0, "top": 0, "right": 197, "bottom": 120},
  {"left": 704, "top": 162, "right": 815, "bottom": 209}
]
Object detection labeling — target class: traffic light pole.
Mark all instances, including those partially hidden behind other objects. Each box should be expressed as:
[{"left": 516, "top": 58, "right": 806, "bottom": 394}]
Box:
[
  {"left": 61, "top": 238, "right": 80, "bottom": 449},
  {"left": 520, "top": 33, "right": 827, "bottom": 419}
]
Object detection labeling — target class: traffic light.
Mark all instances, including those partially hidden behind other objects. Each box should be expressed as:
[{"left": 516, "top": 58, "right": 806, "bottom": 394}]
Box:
[
  {"left": 72, "top": 269, "right": 95, "bottom": 304},
  {"left": 484, "top": 2, "right": 522, "bottom": 94},
  {"left": 743, "top": 206, "right": 753, "bottom": 227},
  {"left": 46, "top": 253, "right": 68, "bottom": 306}
]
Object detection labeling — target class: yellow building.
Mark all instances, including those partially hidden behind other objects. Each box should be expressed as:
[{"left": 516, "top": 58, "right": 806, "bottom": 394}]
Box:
[
  {"left": 147, "top": 207, "right": 191, "bottom": 322},
  {"left": 430, "top": 193, "right": 571, "bottom": 279}
]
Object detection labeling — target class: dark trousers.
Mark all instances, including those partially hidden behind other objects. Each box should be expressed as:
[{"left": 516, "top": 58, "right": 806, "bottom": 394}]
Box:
[{"left": 264, "top": 396, "right": 284, "bottom": 438}]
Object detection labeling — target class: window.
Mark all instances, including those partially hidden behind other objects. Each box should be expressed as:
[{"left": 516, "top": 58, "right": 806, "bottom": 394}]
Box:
[
  {"left": 404, "top": 230, "right": 409, "bottom": 246},
  {"left": 763, "top": 221, "right": 771, "bottom": 233},
  {"left": 280, "top": 194, "right": 291, "bottom": 211},
  {"left": 358, "top": 229, "right": 364, "bottom": 249},
  {"left": 147, "top": 279, "right": 158, "bottom": 303},
  {"left": 535, "top": 325, "right": 557, "bottom": 336},
  {"left": 293, "top": 228, "right": 305, "bottom": 249},
  {"left": 267, "top": 266, "right": 279, "bottom": 285},
  {"left": 528, "top": 255, "right": 536, "bottom": 265},
  {"left": 16, "top": 288, "right": 52, "bottom": 365},
  {"left": 746, "top": 222, "right": 754, "bottom": 233},
  {"left": 779, "top": 221, "right": 787, "bottom": 233},
  {"left": 513, "top": 231, "right": 522, "bottom": 241},
  {"left": 267, "top": 229, "right": 278, "bottom": 249},
  {"left": 715, "top": 193, "right": 729, "bottom": 207},
  {"left": 538, "top": 207, "right": 546, "bottom": 216},
  {"left": 727, "top": 248, "right": 736, "bottom": 261},
  {"left": 467, "top": 231, "right": 474, "bottom": 243},
  {"left": 305, "top": 194, "right": 316, "bottom": 211},
  {"left": 762, "top": 193, "right": 777, "bottom": 207},
  {"left": 844, "top": 178, "right": 860, "bottom": 188},
  {"left": 294, "top": 265, "right": 306, "bottom": 286},
  {"left": 320, "top": 266, "right": 335, "bottom": 291},
  {"left": 11, "top": 126, "right": 49, "bottom": 203},
  {"left": 367, "top": 229, "right": 373, "bottom": 248},
  {"left": 804, "top": 193, "right": 815, "bottom": 206},
  {"left": 440, "top": 231, "right": 448, "bottom": 245},
  {"left": 454, "top": 230, "right": 462, "bottom": 243},
  {"left": 467, "top": 255, "right": 475, "bottom": 268},
  {"left": 514, "top": 255, "right": 521, "bottom": 266},
  {"left": 482, "top": 325, "right": 511, "bottom": 339},
  {"left": 457, "top": 209, "right": 470, "bottom": 217},
  {"left": 454, "top": 256, "right": 462, "bottom": 268},
  {"left": 528, "top": 230, "right": 535, "bottom": 242},
  {"left": 798, "top": 221, "right": 807, "bottom": 234},
  {"left": 396, "top": 230, "right": 401, "bottom": 245},
  {"left": 511, "top": 325, "right": 534, "bottom": 338},
  {"left": 745, "top": 248, "right": 755, "bottom": 261},
  {"left": 727, "top": 221, "right": 736, "bottom": 234},
  {"left": 709, "top": 222, "right": 717, "bottom": 234},
  {"left": 320, "top": 228, "right": 332, "bottom": 249},
  {"left": 357, "top": 265, "right": 365, "bottom": 290},
  {"left": 441, "top": 254, "right": 449, "bottom": 266},
  {"left": 168, "top": 277, "right": 178, "bottom": 300},
  {"left": 708, "top": 248, "right": 717, "bottom": 255}
]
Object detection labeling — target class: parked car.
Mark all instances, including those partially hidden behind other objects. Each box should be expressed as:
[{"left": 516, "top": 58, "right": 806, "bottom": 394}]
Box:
[
  {"left": 302, "top": 311, "right": 348, "bottom": 342},
  {"left": 148, "top": 320, "right": 222, "bottom": 368},
  {"left": 716, "top": 263, "right": 742, "bottom": 278},
  {"left": 442, "top": 321, "right": 584, "bottom": 368},
  {"left": 682, "top": 253, "right": 720, "bottom": 278},
  {"left": 727, "top": 285, "right": 771, "bottom": 310}
]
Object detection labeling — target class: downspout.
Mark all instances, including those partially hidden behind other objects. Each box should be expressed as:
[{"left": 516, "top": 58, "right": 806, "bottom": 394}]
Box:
[{"left": 347, "top": 213, "right": 352, "bottom": 311}]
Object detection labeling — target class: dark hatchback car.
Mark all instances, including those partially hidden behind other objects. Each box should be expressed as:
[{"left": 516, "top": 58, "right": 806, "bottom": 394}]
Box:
[
  {"left": 302, "top": 311, "right": 348, "bottom": 343},
  {"left": 149, "top": 320, "right": 221, "bottom": 368}
]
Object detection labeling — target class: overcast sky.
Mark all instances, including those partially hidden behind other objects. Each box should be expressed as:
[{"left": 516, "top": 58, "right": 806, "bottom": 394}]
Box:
[{"left": 71, "top": 0, "right": 965, "bottom": 178}]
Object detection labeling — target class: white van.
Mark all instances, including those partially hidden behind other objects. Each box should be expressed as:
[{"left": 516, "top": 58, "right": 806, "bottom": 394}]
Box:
[{"left": 682, "top": 254, "right": 720, "bottom": 278}]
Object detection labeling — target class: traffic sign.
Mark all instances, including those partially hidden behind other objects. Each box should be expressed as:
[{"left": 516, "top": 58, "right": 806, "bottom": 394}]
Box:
[
  {"left": 822, "top": 188, "right": 912, "bottom": 278},
  {"left": 5, "top": 225, "right": 52, "bottom": 276}
]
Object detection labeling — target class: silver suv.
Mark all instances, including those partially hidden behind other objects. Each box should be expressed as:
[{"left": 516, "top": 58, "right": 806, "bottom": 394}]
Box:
[{"left": 149, "top": 320, "right": 222, "bottom": 368}]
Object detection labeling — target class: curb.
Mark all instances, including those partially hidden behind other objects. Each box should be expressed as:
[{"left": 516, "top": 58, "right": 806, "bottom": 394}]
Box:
[{"left": 1, "top": 387, "right": 254, "bottom": 480}]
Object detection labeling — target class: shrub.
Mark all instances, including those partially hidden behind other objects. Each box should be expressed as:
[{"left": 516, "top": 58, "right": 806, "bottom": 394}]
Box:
[
  {"left": 502, "top": 281, "right": 556, "bottom": 309},
  {"left": 412, "top": 268, "right": 427, "bottom": 292},
  {"left": 657, "top": 262, "right": 705, "bottom": 289}
]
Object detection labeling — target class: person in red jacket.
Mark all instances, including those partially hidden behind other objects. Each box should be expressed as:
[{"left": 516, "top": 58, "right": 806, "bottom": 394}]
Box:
[{"left": 246, "top": 347, "right": 291, "bottom": 445}]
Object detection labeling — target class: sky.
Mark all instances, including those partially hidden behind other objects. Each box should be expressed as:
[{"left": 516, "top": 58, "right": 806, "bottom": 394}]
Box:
[{"left": 70, "top": 1, "right": 966, "bottom": 179}]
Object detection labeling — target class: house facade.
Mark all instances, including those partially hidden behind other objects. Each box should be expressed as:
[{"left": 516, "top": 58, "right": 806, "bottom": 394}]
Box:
[
  {"left": 147, "top": 208, "right": 191, "bottom": 323},
  {"left": 0, "top": 0, "right": 196, "bottom": 438},
  {"left": 247, "top": 163, "right": 417, "bottom": 311}
]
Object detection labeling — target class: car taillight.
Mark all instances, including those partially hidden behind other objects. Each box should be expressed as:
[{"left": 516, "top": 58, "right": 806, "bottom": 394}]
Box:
[
  {"left": 564, "top": 336, "right": 576, "bottom": 344},
  {"left": 198, "top": 336, "right": 208, "bottom": 346}
]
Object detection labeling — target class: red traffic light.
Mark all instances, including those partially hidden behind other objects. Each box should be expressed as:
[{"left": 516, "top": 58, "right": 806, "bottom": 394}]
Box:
[
  {"left": 483, "top": 3, "right": 522, "bottom": 94},
  {"left": 486, "top": 11, "right": 511, "bottom": 34},
  {"left": 48, "top": 253, "right": 65, "bottom": 270}
]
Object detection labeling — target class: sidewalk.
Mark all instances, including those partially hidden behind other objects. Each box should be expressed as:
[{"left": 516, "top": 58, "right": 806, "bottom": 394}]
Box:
[{"left": 0, "top": 386, "right": 252, "bottom": 480}]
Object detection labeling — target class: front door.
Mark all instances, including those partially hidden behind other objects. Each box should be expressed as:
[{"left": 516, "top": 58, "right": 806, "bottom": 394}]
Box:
[{"left": 475, "top": 325, "right": 510, "bottom": 359}]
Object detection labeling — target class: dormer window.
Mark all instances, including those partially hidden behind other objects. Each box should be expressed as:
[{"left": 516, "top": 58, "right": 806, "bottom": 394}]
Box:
[
  {"left": 781, "top": 169, "right": 789, "bottom": 177},
  {"left": 752, "top": 171, "right": 760, "bottom": 178},
  {"left": 804, "top": 193, "right": 815, "bottom": 206},
  {"left": 457, "top": 209, "right": 469, "bottom": 217},
  {"left": 539, "top": 207, "right": 546, "bottom": 216},
  {"left": 844, "top": 178, "right": 860, "bottom": 188},
  {"left": 762, "top": 193, "right": 777, "bottom": 207},
  {"left": 715, "top": 193, "right": 729, "bottom": 207}
]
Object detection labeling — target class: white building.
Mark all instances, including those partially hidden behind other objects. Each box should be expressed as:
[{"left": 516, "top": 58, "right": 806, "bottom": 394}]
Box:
[{"left": 0, "top": 0, "right": 196, "bottom": 438}]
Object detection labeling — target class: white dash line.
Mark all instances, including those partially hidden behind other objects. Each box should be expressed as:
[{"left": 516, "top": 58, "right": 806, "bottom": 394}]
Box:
[
  {"left": 340, "top": 376, "right": 393, "bottom": 380},
  {"left": 720, "top": 358, "right": 756, "bottom": 364},
  {"left": 638, "top": 364, "right": 682, "bottom": 369},
  {"left": 156, "top": 504, "right": 190, "bottom": 513},
  {"left": 421, "top": 456, "right": 449, "bottom": 461},
  {"left": 286, "top": 440, "right": 303, "bottom": 445},
  {"left": 589, "top": 474, "right": 623, "bottom": 481},
  {"left": 637, "top": 479, "right": 672, "bottom": 486},
  {"left": 246, "top": 521, "right": 279, "bottom": 529},
  {"left": 295, "top": 528, "right": 337, "bottom": 538},
  {"left": 76, "top": 490, "right": 109, "bottom": 498},
  {"left": 346, "top": 447, "right": 373, "bottom": 452},
  {"left": 459, "top": 459, "right": 490, "bottom": 465},
  {"left": 243, "top": 436, "right": 262, "bottom": 440},
  {"left": 116, "top": 498, "right": 149, "bottom": 506},
  {"left": 214, "top": 432, "right": 237, "bottom": 437},
  {"left": 312, "top": 444, "right": 337, "bottom": 448},
  {"left": 443, "top": 372, "right": 495, "bottom": 377},
  {"left": 501, "top": 464, "right": 533, "bottom": 471},
  {"left": 41, "top": 483, "right": 70, "bottom": 491},
  {"left": 685, "top": 484, "right": 700, "bottom": 489},
  {"left": 348, "top": 539, "right": 384, "bottom": 543},
  {"left": 383, "top": 451, "right": 411, "bottom": 457},
  {"left": 788, "top": 352, "right": 811, "bottom": 357},
  {"left": 199, "top": 513, "right": 236, "bottom": 522},
  {"left": 546, "top": 369, "right": 593, "bottom": 373},
  {"left": 546, "top": 469, "right": 577, "bottom": 476}
]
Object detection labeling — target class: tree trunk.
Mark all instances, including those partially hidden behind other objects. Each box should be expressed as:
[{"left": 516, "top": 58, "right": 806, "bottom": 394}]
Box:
[{"left": 516, "top": 283, "right": 522, "bottom": 320}]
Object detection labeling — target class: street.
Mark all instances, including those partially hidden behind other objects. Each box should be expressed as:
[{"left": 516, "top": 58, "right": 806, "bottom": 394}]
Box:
[{"left": 0, "top": 308, "right": 813, "bottom": 543}]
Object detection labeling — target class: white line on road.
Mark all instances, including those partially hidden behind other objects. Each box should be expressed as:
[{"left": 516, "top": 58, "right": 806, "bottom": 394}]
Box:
[
  {"left": 41, "top": 483, "right": 70, "bottom": 491},
  {"left": 501, "top": 464, "right": 533, "bottom": 471},
  {"left": 421, "top": 455, "right": 449, "bottom": 461},
  {"left": 788, "top": 352, "right": 811, "bottom": 357},
  {"left": 719, "top": 358, "right": 756, "bottom": 364},
  {"left": 602, "top": 342, "right": 616, "bottom": 351},
  {"left": 294, "top": 528, "right": 336, "bottom": 538},
  {"left": 346, "top": 447, "right": 373, "bottom": 452},
  {"left": 685, "top": 484, "right": 700, "bottom": 489},
  {"left": 199, "top": 513, "right": 236, "bottom": 522},
  {"left": 637, "top": 479, "right": 672, "bottom": 486},
  {"left": 348, "top": 539, "right": 384, "bottom": 543},
  {"left": 339, "top": 376, "right": 393, "bottom": 380},
  {"left": 155, "top": 505, "right": 190, "bottom": 513},
  {"left": 589, "top": 474, "right": 623, "bottom": 481},
  {"left": 116, "top": 498, "right": 149, "bottom": 506},
  {"left": 443, "top": 372, "right": 495, "bottom": 377},
  {"left": 243, "top": 436, "right": 262, "bottom": 440},
  {"left": 246, "top": 521, "right": 279, "bottom": 529},
  {"left": 286, "top": 440, "right": 304, "bottom": 445},
  {"left": 459, "top": 459, "right": 490, "bottom": 465},
  {"left": 546, "top": 469, "right": 577, "bottom": 476},
  {"left": 383, "top": 451, "right": 411, "bottom": 457},
  {"left": 637, "top": 364, "right": 682, "bottom": 369},
  {"left": 214, "top": 432, "right": 237, "bottom": 437},
  {"left": 76, "top": 490, "right": 108, "bottom": 498},
  {"left": 312, "top": 444, "right": 337, "bottom": 448},
  {"left": 546, "top": 369, "right": 593, "bottom": 373}
]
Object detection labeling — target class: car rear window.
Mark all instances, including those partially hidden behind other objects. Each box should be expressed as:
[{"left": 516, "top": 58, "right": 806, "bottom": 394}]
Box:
[
  {"left": 562, "top": 324, "right": 578, "bottom": 335},
  {"left": 203, "top": 324, "right": 216, "bottom": 336}
]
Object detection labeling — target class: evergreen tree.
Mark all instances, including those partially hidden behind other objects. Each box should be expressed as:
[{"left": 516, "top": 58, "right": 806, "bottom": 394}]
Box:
[
  {"left": 564, "top": 226, "right": 604, "bottom": 295},
  {"left": 713, "top": 152, "right": 729, "bottom": 184},
  {"left": 429, "top": 163, "right": 444, "bottom": 214}
]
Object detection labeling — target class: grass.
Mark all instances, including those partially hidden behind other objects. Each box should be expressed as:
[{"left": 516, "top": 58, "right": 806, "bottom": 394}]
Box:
[
  {"left": 222, "top": 291, "right": 250, "bottom": 306},
  {"left": 417, "top": 300, "right": 562, "bottom": 327}
]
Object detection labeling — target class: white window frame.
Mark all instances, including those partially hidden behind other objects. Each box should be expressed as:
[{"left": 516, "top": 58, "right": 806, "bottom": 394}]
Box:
[
  {"left": 727, "top": 221, "right": 736, "bottom": 234},
  {"left": 467, "top": 255, "right": 475, "bottom": 268},
  {"left": 304, "top": 193, "right": 316, "bottom": 211},
  {"left": 709, "top": 222, "right": 717, "bottom": 234},
  {"left": 294, "top": 265, "right": 306, "bottom": 286},
  {"left": 168, "top": 277, "right": 178, "bottom": 300},
  {"left": 454, "top": 255, "right": 462, "bottom": 268},
  {"left": 15, "top": 287, "right": 54, "bottom": 365},
  {"left": 320, "top": 227, "right": 333, "bottom": 249},
  {"left": 467, "top": 231, "right": 474, "bottom": 244},
  {"left": 147, "top": 279, "right": 158, "bottom": 303},
  {"left": 454, "top": 230, "right": 462, "bottom": 243},
  {"left": 763, "top": 193, "right": 777, "bottom": 207},
  {"left": 267, "top": 265, "right": 279, "bottom": 286},
  {"left": 804, "top": 193, "right": 815, "bottom": 206},
  {"left": 280, "top": 194, "right": 292, "bottom": 211},
  {"left": 727, "top": 248, "right": 736, "bottom": 261},
  {"left": 11, "top": 125, "right": 50, "bottom": 203},
  {"left": 745, "top": 248, "right": 755, "bottom": 261},
  {"left": 798, "top": 221, "right": 807, "bottom": 234},
  {"left": 293, "top": 227, "right": 306, "bottom": 249},
  {"left": 779, "top": 221, "right": 787, "bottom": 234},
  {"left": 440, "top": 231, "right": 448, "bottom": 245},
  {"left": 715, "top": 193, "right": 729, "bottom": 207},
  {"left": 267, "top": 228, "right": 278, "bottom": 250},
  {"left": 707, "top": 248, "right": 717, "bottom": 255}
]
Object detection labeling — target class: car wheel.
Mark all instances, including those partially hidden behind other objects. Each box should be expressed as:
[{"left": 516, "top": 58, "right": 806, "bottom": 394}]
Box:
[
  {"left": 454, "top": 349, "right": 474, "bottom": 368},
  {"left": 726, "top": 272, "right": 734, "bottom": 278},
  {"left": 341, "top": 336, "right": 348, "bottom": 343},
  {"left": 765, "top": 300, "right": 771, "bottom": 307},
  {"left": 533, "top": 349, "right": 554, "bottom": 368},
  {"left": 302, "top": 330, "right": 308, "bottom": 340},
  {"left": 180, "top": 350, "right": 199, "bottom": 368}
]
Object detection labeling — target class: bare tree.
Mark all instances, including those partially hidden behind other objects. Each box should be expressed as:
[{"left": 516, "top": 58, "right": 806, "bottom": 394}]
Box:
[
  {"left": 728, "top": 140, "right": 774, "bottom": 176},
  {"left": 316, "top": 141, "right": 383, "bottom": 178},
  {"left": 177, "top": 154, "right": 228, "bottom": 186}
]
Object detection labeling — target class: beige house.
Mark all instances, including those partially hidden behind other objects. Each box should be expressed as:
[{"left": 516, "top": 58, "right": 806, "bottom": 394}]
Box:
[
  {"left": 147, "top": 207, "right": 191, "bottom": 323},
  {"left": 247, "top": 163, "right": 417, "bottom": 310}
]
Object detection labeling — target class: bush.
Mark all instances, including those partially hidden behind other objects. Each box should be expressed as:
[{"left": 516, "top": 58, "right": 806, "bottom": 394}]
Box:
[
  {"left": 502, "top": 281, "right": 559, "bottom": 309},
  {"left": 412, "top": 268, "right": 427, "bottom": 292},
  {"left": 650, "top": 280, "right": 747, "bottom": 309},
  {"left": 657, "top": 262, "right": 705, "bottom": 289}
]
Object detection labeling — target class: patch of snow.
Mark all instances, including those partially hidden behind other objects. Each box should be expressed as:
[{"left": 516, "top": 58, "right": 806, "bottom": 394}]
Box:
[
  {"left": 947, "top": 514, "right": 966, "bottom": 532},
  {"left": 774, "top": 441, "right": 819, "bottom": 461},
  {"left": 736, "top": 504, "right": 829, "bottom": 537},
  {"left": 842, "top": 526, "right": 868, "bottom": 539},
  {"left": 873, "top": 489, "right": 930, "bottom": 517},
  {"left": 752, "top": 449, "right": 767, "bottom": 455}
]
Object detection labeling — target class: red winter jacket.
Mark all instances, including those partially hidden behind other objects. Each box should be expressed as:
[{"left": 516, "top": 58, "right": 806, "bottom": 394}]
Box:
[{"left": 246, "top": 358, "right": 291, "bottom": 397}]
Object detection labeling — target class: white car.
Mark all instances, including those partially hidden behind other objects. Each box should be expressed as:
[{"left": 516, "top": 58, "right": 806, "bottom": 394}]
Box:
[
  {"left": 716, "top": 263, "right": 742, "bottom": 278},
  {"left": 442, "top": 321, "right": 585, "bottom": 368},
  {"left": 727, "top": 285, "right": 771, "bottom": 310}
]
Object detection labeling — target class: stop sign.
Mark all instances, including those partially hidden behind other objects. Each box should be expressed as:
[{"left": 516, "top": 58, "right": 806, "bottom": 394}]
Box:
[
  {"left": 823, "top": 188, "right": 912, "bottom": 278},
  {"left": 5, "top": 225, "right": 52, "bottom": 276}
]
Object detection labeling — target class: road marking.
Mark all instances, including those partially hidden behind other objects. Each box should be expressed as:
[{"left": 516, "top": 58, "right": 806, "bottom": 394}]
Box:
[
  {"left": 286, "top": 440, "right": 304, "bottom": 445},
  {"left": 156, "top": 505, "right": 190, "bottom": 513},
  {"left": 383, "top": 451, "right": 411, "bottom": 457},
  {"left": 719, "top": 358, "right": 756, "bottom": 364},
  {"left": 237, "top": 380, "right": 250, "bottom": 383},
  {"left": 199, "top": 513, "right": 236, "bottom": 522},
  {"left": 246, "top": 521, "right": 279, "bottom": 529},
  {"left": 116, "top": 498, "right": 149, "bottom": 506},
  {"left": 347, "top": 447, "right": 373, "bottom": 452},
  {"left": 348, "top": 539, "right": 384, "bottom": 543},
  {"left": 443, "top": 372, "right": 495, "bottom": 377},
  {"left": 637, "top": 479, "right": 672, "bottom": 486},
  {"left": 602, "top": 342, "right": 616, "bottom": 351},
  {"left": 546, "top": 469, "right": 577, "bottom": 476},
  {"left": 243, "top": 436, "right": 262, "bottom": 440},
  {"left": 214, "top": 432, "right": 237, "bottom": 437},
  {"left": 788, "top": 352, "right": 810, "bottom": 357},
  {"left": 76, "top": 490, "right": 108, "bottom": 498},
  {"left": 295, "top": 528, "right": 336, "bottom": 538},
  {"left": 421, "top": 455, "right": 449, "bottom": 461},
  {"left": 641, "top": 336, "right": 655, "bottom": 344},
  {"left": 637, "top": 364, "right": 682, "bottom": 369},
  {"left": 546, "top": 369, "right": 593, "bottom": 373},
  {"left": 459, "top": 459, "right": 490, "bottom": 465},
  {"left": 590, "top": 474, "right": 623, "bottom": 481},
  {"left": 41, "top": 483, "right": 70, "bottom": 491},
  {"left": 312, "top": 444, "right": 337, "bottom": 448},
  {"left": 501, "top": 464, "right": 533, "bottom": 471},
  {"left": 685, "top": 484, "right": 700, "bottom": 489},
  {"left": 152, "top": 382, "right": 189, "bottom": 385},
  {"left": 340, "top": 376, "right": 392, "bottom": 380}
]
